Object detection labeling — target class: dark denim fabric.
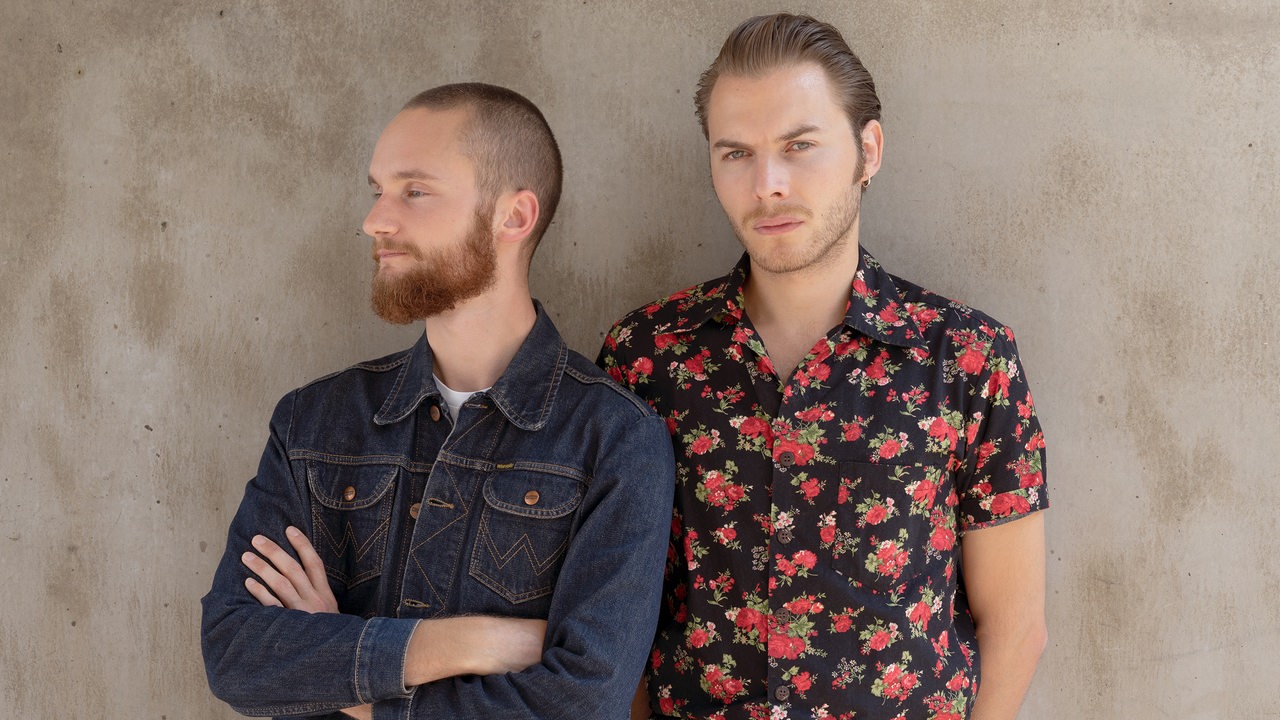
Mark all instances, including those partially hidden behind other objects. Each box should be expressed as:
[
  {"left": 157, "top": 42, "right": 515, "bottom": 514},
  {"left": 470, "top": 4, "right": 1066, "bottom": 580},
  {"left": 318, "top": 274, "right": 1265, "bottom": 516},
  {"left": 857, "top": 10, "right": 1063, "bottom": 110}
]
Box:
[{"left": 202, "top": 304, "right": 675, "bottom": 719}]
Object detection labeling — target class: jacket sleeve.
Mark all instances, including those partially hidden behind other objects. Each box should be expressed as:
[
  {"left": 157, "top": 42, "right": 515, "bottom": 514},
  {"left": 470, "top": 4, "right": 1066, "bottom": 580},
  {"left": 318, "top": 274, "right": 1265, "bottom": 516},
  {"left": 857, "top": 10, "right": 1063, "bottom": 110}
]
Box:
[
  {"left": 200, "top": 391, "right": 419, "bottom": 717},
  {"left": 387, "top": 411, "right": 675, "bottom": 720}
]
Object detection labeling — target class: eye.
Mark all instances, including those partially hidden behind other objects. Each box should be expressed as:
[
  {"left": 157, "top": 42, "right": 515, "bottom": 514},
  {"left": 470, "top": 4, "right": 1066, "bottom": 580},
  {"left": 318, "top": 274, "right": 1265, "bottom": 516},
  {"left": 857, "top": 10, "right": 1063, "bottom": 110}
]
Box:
[
  {"left": 723, "top": 149, "right": 749, "bottom": 161},
  {"left": 788, "top": 140, "right": 814, "bottom": 152}
]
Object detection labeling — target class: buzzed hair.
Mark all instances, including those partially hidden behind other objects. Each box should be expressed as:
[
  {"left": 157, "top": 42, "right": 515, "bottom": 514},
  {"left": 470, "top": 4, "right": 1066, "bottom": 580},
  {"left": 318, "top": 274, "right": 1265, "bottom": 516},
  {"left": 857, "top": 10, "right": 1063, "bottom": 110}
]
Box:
[
  {"left": 694, "top": 13, "right": 882, "bottom": 142},
  {"left": 403, "top": 83, "right": 563, "bottom": 253}
]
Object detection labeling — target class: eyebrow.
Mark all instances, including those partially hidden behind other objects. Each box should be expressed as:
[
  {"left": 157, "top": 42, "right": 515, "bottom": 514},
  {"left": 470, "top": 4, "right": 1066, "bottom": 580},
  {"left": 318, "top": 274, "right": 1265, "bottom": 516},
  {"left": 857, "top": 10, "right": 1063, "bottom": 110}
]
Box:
[
  {"left": 367, "top": 169, "right": 441, "bottom": 186},
  {"left": 711, "top": 124, "right": 822, "bottom": 151}
]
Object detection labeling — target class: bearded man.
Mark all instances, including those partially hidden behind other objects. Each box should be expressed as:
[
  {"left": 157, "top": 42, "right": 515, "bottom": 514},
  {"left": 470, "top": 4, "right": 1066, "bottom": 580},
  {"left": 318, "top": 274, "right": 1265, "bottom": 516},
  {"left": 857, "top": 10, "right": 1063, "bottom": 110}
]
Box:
[{"left": 202, "top": 83, "right": 674, "bottom": 720}]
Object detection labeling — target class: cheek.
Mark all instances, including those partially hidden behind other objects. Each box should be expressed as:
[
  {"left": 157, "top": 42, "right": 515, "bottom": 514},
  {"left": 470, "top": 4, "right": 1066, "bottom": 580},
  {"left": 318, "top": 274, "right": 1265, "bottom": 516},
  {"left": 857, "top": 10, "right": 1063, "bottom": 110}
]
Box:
[{"left": 710, "top": 169, "right": 746, "bottom": 214}]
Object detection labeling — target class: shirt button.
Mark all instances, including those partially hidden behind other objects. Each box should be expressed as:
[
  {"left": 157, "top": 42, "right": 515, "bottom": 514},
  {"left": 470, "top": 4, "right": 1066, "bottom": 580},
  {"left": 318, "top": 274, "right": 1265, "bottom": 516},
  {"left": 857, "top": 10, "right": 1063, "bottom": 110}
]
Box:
[
  {"left": 429, "top": 405, "right": 442, "bottom": 422},
  {"left": 774, "top": 608, "right": 793, "bottom": 624},
  {"left": 408, "top": 502, "right": 421, "bottom": 519},
  {"left": 342, "top": 486, "right": 357, "bottom": 502},
  {"left": 774, "top": 686, "right": 790, "bottom": 702},
  {"left": 777, "top": 527, "right": 794, "bottom": 544},
  {"left": 778, "top": 451, "right": 795, "bottom": 467},
  {"left": 523, "top": 490, "right": 540, "bottom": 506}
]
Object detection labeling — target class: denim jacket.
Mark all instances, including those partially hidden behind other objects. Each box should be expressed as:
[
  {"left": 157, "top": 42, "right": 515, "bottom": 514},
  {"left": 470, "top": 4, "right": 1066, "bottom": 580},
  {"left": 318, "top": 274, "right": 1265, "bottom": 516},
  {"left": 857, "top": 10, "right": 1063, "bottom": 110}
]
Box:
[{"left": 201, "top": 303, "right": 675, "bottom": 719}]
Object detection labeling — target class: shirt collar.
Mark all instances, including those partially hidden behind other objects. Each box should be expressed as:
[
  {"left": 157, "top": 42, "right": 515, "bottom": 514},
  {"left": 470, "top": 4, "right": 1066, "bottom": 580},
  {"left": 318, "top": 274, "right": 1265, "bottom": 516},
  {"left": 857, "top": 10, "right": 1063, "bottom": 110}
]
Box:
[
  {"left": 373, "top": 300, "right": 566, "bottom": 431},
  {"left": 676, "top": 248, "right": 928, "bottom": 350}
]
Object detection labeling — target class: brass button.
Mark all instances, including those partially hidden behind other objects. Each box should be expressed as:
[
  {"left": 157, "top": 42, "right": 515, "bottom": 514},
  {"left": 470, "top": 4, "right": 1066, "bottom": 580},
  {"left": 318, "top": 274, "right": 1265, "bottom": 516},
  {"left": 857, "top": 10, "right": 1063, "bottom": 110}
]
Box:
[
  {"left": 429, "top": 405, "right": 442, "bottom": 422},
  {"left": 778, "top": 451, "right": 795, "bottom": 467},
  {"left": 777, "top": 527, "right": 794, "bottom": 544},
  {"left": 523, "top": 490, "right": 540, "bottom": 506},
  {"left": 409, "top": 502, "right": 421, "bottom": 519},
  {"left": 342, "top": 485, "right": 357, "bottom": 502},
  {"left": 774, "top": 686, "right": 790, "bottom": 701}
]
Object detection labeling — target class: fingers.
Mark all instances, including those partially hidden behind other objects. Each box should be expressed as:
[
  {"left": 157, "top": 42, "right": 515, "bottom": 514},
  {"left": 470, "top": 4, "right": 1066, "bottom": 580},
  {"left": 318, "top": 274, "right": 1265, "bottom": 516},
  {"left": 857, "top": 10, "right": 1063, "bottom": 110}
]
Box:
[
  {"left": 244, "top": 576, "right": 283, "bottom": 607},
  {"left": 285, "top": 526, "right": 339, "bottom": 613},
  {"left": 240, "top": 528, "right": 338, "bottom": 614},
  {"left": 241, "top": 541, "right": 304, "bottom": 608}
]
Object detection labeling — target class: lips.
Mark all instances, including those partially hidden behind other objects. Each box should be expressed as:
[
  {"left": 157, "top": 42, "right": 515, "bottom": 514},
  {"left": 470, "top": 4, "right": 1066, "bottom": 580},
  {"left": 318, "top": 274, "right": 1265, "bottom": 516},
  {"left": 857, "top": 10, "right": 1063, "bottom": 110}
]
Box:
[{"left": 752, "top": 216, "right": 804, "bottom": 235}]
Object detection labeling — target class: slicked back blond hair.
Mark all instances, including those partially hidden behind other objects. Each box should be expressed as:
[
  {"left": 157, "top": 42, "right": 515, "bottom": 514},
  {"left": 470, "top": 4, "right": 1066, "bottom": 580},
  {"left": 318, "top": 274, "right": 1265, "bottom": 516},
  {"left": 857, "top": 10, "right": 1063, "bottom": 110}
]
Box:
[{"left": 695, "top": 13, "right": 881, "bottom": 142}]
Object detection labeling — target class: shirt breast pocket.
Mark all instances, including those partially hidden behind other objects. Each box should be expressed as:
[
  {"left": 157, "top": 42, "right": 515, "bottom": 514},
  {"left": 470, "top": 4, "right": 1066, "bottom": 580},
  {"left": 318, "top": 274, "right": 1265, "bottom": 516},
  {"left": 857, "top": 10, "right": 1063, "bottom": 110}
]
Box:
[
  {"left": 831, "top": 462, "right": 950, "bottom": 597},
  {"left": 469, "top": 468, "right": 585, "bottom": 605},
  {"left": 307, "top": 461, "right": 397, "bottom": 589}
]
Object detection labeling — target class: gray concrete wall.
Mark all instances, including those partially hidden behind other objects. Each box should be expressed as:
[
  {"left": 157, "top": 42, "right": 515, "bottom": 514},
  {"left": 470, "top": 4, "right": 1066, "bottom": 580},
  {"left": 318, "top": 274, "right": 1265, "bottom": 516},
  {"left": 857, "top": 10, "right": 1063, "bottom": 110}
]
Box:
[{"left": 2, "top": 1, "right": 1276, "bottom": 717}]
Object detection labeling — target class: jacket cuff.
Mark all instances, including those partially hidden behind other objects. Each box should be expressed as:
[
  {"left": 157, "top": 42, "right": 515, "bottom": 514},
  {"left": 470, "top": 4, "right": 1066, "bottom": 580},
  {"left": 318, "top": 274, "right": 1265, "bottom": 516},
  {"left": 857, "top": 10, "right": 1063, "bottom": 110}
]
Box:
[{"left": 355, "top": 617, "right": 421, "bottom": 702}]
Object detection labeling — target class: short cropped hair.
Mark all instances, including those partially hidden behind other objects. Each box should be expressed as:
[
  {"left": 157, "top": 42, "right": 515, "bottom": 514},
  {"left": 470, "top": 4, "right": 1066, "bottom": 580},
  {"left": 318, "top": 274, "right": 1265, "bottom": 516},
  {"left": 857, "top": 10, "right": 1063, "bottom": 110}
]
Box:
[
  {"left": 694, "top": 13, "right": 882, "bottom": 141},
  {"left": 403, "top": 83, "right": 563, "bottom": 252}
]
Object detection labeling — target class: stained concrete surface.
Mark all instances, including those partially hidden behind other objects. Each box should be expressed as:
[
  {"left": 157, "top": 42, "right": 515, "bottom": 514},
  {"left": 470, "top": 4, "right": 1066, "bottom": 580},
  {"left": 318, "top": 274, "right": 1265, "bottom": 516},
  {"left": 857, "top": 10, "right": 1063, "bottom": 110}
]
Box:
[{"left": 1, "top": 1, "right": 1276, "bottom": 717}]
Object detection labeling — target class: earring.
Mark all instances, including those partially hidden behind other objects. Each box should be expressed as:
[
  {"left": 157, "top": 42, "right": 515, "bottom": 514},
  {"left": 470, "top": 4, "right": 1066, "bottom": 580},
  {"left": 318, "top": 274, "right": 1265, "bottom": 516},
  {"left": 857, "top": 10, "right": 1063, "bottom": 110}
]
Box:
[{"left": 861, "top": 177, "right": 870, "bottom": 190}]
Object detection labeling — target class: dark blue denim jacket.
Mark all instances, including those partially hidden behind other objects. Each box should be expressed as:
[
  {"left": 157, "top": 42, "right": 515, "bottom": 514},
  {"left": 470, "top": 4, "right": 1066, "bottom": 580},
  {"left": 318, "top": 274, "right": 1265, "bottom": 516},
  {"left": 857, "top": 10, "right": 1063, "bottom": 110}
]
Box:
[{"left": 202, "top": 304, "right": 675, "bottom": 719}]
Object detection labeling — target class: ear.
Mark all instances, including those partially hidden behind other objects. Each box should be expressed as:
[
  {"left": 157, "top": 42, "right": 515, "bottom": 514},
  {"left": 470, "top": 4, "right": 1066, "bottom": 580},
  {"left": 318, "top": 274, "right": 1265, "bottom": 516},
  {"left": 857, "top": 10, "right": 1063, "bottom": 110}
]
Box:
[
  {"left": 859, "top": 119, "right": 884, "bottom": 184},
  {"left": 492, "top": 189, "right": 540, "bottom": 246}
]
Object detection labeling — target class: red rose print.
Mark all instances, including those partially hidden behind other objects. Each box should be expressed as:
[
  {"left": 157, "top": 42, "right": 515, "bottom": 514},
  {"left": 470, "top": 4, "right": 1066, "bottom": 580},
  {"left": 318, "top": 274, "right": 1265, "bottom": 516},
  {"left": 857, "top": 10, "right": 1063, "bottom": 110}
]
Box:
[
  {"left": 990, "top": 492, "right": 1031, "bottom": 517},
  {"left": 930, "top": 525, "right": 956, "bottom": 552},
  {"left": 793, "top": 671, "right": 813, "bottom": 693},
  {"left": 869, "top": 630, "right": 893, "bottom": 651},
  {"left": 957, "top": 348, "right": 984, "bottom": 375},
  {"left": 865, "top": 504, "right": 888, "bottom": 525},
  {"left": 792, "top": 550, "right": 817, "bottom": 570}
]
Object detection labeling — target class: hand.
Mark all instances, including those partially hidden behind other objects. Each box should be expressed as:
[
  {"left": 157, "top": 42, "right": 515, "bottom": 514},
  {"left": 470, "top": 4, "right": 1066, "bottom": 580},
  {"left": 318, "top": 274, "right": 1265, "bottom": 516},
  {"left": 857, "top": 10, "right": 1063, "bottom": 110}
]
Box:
[{"left": 241, "top": 526, "right": 338, "bottom": 614}]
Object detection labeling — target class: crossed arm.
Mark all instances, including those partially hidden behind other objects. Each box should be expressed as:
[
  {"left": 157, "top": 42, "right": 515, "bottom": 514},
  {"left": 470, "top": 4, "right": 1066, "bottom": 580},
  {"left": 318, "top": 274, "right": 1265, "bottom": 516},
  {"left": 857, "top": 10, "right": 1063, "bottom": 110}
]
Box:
[{"left": 241, "top": 527, "right": 546, "bottom": 720}]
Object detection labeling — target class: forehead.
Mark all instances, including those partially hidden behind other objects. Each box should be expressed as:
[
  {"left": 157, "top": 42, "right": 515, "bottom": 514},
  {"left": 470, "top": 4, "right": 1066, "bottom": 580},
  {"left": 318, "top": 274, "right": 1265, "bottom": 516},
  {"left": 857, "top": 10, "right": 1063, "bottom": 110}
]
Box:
[
  {"left": 706, "top": 63, "right": 846, "bottom": 141},
  {"left": 368, "top": 106, "right": 474, "bottom": 181}
]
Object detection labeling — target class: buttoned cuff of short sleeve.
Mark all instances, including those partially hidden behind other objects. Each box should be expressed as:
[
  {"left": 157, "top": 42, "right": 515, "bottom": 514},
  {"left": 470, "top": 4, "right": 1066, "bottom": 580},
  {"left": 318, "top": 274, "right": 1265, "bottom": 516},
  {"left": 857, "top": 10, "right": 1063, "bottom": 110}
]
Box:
[{"left": 355, "top": 617, "right": 420, "bottom": 702}]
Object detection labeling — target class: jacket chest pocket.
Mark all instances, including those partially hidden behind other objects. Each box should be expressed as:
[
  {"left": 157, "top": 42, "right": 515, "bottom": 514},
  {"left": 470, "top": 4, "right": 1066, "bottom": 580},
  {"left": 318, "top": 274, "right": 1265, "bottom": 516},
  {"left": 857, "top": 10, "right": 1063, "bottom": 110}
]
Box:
[
  {"left": 831, "top": 462, "right": 952, "bottom": 596},
  {"left": 469, "top": 469, "right": 585, "bottom": 605},
  {"left": 307, "top": 461, "right": 397, "bottom": 589}
]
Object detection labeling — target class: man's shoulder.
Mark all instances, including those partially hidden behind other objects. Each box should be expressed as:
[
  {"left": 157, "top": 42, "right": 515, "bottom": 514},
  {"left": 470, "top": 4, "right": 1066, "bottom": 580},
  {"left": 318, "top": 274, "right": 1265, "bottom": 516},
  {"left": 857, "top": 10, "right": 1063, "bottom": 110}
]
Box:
[
  {"left": 560, "top": 348, "right": 659, "bottom": 420},
  {"left": 886, "top": 267, "right": 1017, "bottom": 342},
  {"left": 292, "top": 344, "right": 415, "bottom": 396},
  {"left": 607, "top": 273, "right": 735, "bottom": 336}
]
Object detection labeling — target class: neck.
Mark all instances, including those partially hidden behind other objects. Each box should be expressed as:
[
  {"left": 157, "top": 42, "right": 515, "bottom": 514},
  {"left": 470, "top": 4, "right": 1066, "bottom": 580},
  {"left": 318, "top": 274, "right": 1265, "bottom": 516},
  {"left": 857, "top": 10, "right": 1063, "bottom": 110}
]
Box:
[
  {"left": 424, "top": 277, "right": 536, "bottom": 392},
  {"left": 743, "top": 241, "right": 861, "bottom": 332}
]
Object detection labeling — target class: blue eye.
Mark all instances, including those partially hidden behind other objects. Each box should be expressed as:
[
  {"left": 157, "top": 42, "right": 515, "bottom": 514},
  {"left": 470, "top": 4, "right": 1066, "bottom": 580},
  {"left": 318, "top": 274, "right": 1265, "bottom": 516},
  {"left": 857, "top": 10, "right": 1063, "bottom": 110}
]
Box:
[
  {"left": 724, "top": 150, "right": 748, "bottom": 160},
  {"left": 789, "top": 141, "right": 813, "bottom": 151}
]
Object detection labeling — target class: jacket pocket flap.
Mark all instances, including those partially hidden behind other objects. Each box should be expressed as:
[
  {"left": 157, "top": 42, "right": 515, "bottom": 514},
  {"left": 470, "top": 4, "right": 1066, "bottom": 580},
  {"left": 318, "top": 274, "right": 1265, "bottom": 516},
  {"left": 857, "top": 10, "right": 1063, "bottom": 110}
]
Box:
[
  {"left": 481, "top": 471, "right": 583, "bottom": 519},
  {"left": 307, "top": 462, "right": 398, "bottom": 510}
]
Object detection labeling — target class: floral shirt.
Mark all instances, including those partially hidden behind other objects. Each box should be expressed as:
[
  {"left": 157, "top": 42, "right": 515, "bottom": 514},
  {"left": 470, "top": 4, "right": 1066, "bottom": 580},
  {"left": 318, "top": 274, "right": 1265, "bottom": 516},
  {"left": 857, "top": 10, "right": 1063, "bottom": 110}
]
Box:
[{"left": 598, "top": 248, "right": 1048, "bottom": 720}]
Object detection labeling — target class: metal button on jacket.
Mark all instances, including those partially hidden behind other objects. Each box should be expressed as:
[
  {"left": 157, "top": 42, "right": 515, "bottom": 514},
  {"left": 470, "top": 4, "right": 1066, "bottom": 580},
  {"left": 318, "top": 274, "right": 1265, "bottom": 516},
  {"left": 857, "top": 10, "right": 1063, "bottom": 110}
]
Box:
[
  {"left": 523, "top": 490, "right": 541, "bottom": 506},
  {"left": 429, "top": 405, "right": 442, "bottom": 422},
  {"left": 342, "top": 486, "right": 357, "bottom": 502},
  {"left": 408, "top": 502, "right": 421, "bottom": 519}
]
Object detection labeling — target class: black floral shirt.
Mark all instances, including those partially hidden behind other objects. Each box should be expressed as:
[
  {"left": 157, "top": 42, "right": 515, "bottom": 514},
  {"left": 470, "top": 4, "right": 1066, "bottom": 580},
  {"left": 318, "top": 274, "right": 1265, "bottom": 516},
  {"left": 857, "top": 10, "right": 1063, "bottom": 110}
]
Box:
[{"left": 598, "top": 248, "right": 1048, "bottom": 720}]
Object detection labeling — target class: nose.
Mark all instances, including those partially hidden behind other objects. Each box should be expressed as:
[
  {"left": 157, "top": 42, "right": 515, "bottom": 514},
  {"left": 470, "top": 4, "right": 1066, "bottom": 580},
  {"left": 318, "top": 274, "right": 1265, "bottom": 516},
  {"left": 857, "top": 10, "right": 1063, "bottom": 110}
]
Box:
[
  {"left": 754, "top": 156, "right": 788, "bottom": 200},
  {"left": 362, "top": 195, "right": 396, "bottom": 238}
]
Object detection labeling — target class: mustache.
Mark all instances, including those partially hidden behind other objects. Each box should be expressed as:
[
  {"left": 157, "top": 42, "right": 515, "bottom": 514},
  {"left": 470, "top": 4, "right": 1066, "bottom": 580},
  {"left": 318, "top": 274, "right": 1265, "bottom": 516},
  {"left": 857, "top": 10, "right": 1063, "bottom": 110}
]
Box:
[
  {"left": 371, "top": 240, "right": 422, "bottom": 262},
  {"left": 742, "top": 203, "right": 813, "bottom": 225}
]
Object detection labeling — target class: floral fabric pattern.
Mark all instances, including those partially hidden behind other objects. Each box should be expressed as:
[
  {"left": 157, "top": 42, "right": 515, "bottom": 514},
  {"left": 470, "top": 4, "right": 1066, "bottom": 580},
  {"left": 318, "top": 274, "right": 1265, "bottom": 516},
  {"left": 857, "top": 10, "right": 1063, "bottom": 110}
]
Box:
[{"left": 598, "top": 248, "right": 1048, "bottom": 720}]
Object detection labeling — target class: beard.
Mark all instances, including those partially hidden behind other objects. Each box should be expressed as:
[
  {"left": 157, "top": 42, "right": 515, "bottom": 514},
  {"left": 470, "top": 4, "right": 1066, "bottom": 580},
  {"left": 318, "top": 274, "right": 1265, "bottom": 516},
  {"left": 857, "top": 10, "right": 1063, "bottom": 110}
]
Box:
[
  {"left": 370, "top": 210, "right": 498, "bottom": 324},
  {"left": 734, "top": 157, "right": 865, "bottom": 275}
]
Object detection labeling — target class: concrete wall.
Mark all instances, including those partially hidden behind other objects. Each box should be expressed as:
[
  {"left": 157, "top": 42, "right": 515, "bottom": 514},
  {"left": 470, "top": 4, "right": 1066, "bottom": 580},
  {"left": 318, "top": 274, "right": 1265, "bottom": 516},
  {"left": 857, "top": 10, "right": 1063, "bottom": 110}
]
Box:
[{"left": 2, "top": 1, "right": 1276, "bottom": 717}]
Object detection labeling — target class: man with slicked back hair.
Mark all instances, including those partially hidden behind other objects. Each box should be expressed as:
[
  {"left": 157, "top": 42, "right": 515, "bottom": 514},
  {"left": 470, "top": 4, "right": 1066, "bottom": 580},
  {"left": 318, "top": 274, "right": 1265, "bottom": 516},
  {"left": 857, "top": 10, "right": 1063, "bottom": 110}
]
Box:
[{"left": 601, "top": 14, "right": 1048, "bottom": 720}]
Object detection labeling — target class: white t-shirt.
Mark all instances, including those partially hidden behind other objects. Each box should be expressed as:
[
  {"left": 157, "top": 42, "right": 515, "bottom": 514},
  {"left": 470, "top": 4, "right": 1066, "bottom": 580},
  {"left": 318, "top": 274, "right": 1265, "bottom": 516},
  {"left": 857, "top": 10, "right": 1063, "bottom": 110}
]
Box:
[{"left": 434, "top": 374, "right": 489, "bottom": 426}]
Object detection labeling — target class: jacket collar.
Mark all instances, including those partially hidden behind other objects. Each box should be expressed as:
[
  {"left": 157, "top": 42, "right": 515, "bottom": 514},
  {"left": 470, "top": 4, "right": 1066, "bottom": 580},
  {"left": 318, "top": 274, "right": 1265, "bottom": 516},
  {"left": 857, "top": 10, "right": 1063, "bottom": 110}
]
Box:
[
  {"left": 678, "top": 248, "right": 928, "bottom": 350},
  {"left": 373, "top": 300, "right": 567, "bottom": 431}
]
